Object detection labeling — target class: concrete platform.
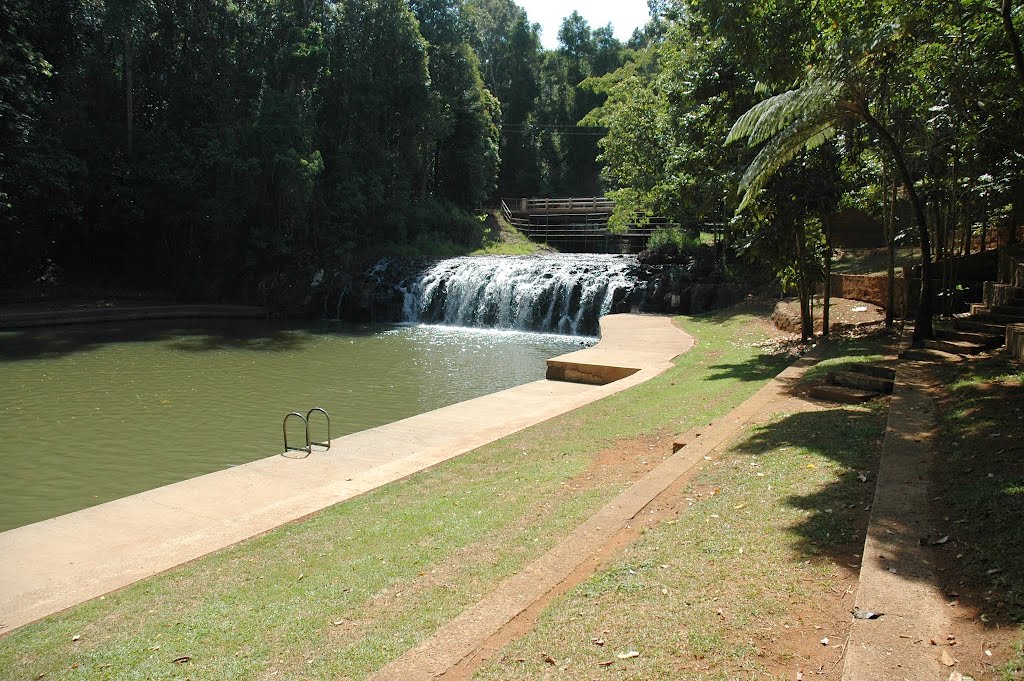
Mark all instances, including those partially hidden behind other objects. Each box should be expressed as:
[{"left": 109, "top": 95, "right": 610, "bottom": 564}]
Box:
[{"left": 0, "top": 314, "right": 693, "bottom": 634}]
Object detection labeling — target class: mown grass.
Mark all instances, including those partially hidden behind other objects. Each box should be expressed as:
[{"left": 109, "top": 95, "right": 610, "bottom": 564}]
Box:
[
  {"left": 473, "top": 334, "right": 893, "bottom": 680},
  {"left": 0, "top": 306, "right": 793, "bottom": 680}
]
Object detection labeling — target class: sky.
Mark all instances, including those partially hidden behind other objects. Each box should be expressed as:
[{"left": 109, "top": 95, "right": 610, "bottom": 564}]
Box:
[{"left": 513, "top": 0, "right": 652, "bottom": 49}]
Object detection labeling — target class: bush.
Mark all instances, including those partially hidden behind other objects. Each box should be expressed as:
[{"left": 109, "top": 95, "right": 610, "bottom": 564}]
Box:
[{"left": 647, "top": 227, "right": 701, "bottom": 255}]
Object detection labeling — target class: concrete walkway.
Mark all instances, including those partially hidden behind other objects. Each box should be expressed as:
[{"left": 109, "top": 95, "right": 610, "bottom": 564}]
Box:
[
  {"left": 842, "top": 354, "right": 952, "bottom": 680},
  {"left": 0, "top": 314, "right": 693, "bottom": 634}
]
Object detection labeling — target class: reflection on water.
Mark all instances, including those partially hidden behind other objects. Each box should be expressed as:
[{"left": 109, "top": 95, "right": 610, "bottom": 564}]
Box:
[{"left": 0, "top": 320, "right": 592, "bottom": 531}]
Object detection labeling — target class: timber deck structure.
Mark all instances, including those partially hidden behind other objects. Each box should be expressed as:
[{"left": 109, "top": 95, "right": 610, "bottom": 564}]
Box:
[{"left": 500, "top": 197, "right": 678, "bottom": 254}]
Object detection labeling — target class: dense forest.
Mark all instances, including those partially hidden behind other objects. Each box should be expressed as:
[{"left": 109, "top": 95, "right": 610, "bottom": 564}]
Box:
[
  {"left": 588, "top": 0, "right": 1023, "bottom": 339},
  {"left": 0, "top": 0, "right": 628, "bottom": 300},
  {"left": 2, "top": 0, "right": 1022, "bottom": 333}
]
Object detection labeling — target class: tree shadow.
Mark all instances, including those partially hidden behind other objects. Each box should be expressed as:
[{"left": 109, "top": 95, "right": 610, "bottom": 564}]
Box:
[
  {"left": 730, "top": 388, "right": 1024, "bottom": 629},
  {"left": 730, "top": 407, "right": 885, "bottom": 563},
  {"left": 0, "top": 319, "right": 389, "bottom": 361},
  {"left": 705, "top": 352, "right": 800, "bottom": 382}
]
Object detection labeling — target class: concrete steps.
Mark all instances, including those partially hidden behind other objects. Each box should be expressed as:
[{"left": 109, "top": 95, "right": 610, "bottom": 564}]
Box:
[
  {"left": 900, "top": 347, "right": 964, "bottom": 362},
  {"left": 968, "top": 306, "right": 1024, "bottom": 325},
  {"left": 953, "top": 318, "right": 1007, "bottom": 335},
  {"left": 808, "top": 363, "right": 894, "bottom": 403},
  {"left": 807, "top": 384, "right": 880, "bottom": 404},
  {"left": 828, "top": 369, "right": 894, "bottom": 394},
  {"left": 922, "top": 338, "right": 987, "bottom": 355},
  {"left": 936, "top": 328, "right": 1003, "bottom": 346}
]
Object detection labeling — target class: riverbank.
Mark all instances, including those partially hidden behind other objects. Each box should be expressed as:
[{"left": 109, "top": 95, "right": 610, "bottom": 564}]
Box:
[
  {"left": 0, "top": 315, "right": 691, "bottom": 632},
  {"left": 1, "top": 306, "right": 1020, "bottom": 680}
]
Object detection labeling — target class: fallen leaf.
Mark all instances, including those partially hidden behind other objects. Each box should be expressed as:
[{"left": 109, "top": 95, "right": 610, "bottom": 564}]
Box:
[
  {"left": 940, "top": 650, "right": 956, "bottom": 666},
  {"left": 616, "top": 651, "right": 640, "bottom": 659},
  {"left": 931, "top": 535, "right": 950, "bottom": 545},
  {"left": 733, "top": 503, "right": 746, "bottom": 510},
  {"left": 173, "top": 656, "right": 191, "bottom": 664},
  {"left": 590, "top": 638, "right": 605, "bottom": 646},
  {"left": 149, "top": 645, "right": 161, "bottom": 651},
  {"left": 806, "top": 464, "right": 817, "bottom": 469},
  {"left": 597, "top": 660, "right": 614, "bottom": 667}
]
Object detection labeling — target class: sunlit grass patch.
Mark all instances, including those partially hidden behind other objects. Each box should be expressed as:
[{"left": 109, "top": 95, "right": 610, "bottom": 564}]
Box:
[{"left": 473, "top": 396, "right": 887, "bottom": 679}]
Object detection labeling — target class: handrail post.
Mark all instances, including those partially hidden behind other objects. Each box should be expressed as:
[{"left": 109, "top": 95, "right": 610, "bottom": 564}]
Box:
[
  {"left": 283, "top": 412, "right": 311, "bottom": 457},
  {"left": 306, "top": 407, "right": 331, "bottom": 451}
]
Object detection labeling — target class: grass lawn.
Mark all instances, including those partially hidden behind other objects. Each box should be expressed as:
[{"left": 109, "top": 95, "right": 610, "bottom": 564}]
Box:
[
  {"left": 0, "top": 306, "right": 795, "bottom": 681},
  {"left": 933, "top": 353, "right": 1024, "bottom": 680},
  {"left": 472, "top": 334, "right": 893, "bottom": 680}
]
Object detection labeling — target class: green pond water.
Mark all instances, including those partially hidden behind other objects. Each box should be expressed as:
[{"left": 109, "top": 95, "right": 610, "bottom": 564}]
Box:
[{"left": 0, "top": 319, "right": 590, "bottom": 532}]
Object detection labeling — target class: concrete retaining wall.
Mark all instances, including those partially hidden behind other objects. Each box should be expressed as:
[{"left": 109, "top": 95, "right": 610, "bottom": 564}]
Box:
[
  {"left": 1008, "top": 324, "right": 1024, "bottom": 361},
  {"left": 999, "top": 247, "right": 1024, "bottom": 288}
]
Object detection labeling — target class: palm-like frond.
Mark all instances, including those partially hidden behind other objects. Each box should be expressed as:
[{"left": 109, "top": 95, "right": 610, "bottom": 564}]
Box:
[
  {"left": 727, "top": 74, "right": 847, "bottom": 211},
  {"left": 737, "top": 115, "right": 838, "bottom": 211}
]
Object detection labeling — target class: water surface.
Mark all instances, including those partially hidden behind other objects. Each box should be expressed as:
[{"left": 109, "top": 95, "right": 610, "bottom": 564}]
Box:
[{"left": 0, "top": 320, "right": 590, "bottom": 531}]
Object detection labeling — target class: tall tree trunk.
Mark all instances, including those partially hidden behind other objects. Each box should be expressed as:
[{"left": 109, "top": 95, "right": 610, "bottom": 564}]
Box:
[
  {"left": 861, "top": 108, "right": 934, "bottom": 341},
  {"left": 822, "top": 215, "right": 832, "bottom": 338},
  {"left": 124, "top": 28, "right": 134, "bottom": 157},
  {"left": 1003, "top": 0, "right": 1024, "bottom": 93},
  {"left": 885, "top": 175, "right": 896, "bottom": 328},
  {"left": 796, "top": 225, "right": 812, "bottom": 341}
]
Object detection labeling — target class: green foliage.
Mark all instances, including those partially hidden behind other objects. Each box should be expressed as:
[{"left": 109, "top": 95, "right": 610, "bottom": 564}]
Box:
[
  {"left": 646, "top": 226, "right": 701, "bottom": 254},
  {"left": 0, "top": 0, "right": 507, "bottom": 296}
]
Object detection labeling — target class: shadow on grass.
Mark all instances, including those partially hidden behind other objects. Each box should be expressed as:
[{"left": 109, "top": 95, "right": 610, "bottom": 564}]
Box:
[
  {"left": 932, "top": 354, "right": 1024, "bottom": 625},
  {"left": 706, "top": 353, "right": 797, "bottom": 382},
  {"left": 731, "top": 354, "right": 1024, "bottom": 630},
  {"left": 0, "top": 319, "right": 389, "bottom": 361},
  {"left": 731, "top": 407, "right": 885, "bottom": 563}
]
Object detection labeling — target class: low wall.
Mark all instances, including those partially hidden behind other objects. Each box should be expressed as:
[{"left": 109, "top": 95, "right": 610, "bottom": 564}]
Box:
[
  {"left": 1008, "top": 324, "right": 1024, "bottom": 362},
  {"left": 999, "top": 247, "right": 1024, "bottom": 288},
  {"left": 829, "top": 273, "right": 905, "bottom": 312}
]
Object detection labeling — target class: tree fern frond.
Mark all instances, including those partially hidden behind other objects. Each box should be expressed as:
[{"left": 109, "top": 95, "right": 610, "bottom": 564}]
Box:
[
  {"left": 726, "top": 89, "right": 798, "bottom": 144},
  {"left": 737, "top": 118, "right": 837, "bottom": 211}
]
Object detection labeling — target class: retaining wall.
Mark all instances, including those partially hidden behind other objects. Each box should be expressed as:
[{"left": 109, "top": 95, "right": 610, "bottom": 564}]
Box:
[{"left": 829, "top": 273, "right": 905, "bottom": 312}]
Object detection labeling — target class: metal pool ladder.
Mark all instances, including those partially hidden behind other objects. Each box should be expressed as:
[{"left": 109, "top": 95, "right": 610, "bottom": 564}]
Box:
[{"left": 282, "top": 407, "right": 332, "bottom": 457}]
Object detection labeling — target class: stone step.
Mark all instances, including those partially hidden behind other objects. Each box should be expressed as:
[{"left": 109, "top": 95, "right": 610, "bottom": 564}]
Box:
[
  {"left": 922, "top": 338, "right": 986, "bottom": 355},
  {"left": 972, "top": 309, "right": 1024, "bottom": 325},
  {"left": 829, "top": 370, "right": 894, "bottom": 394},
  {"left": 807, "top": 384, "right": 880, "bottom": 404},
  {"left": 848, "top": 363, "right": 897, "bottom": 381},
  {"left": 936, "top": 328, "right": 1004, "bottom": 346},
  {"left": 953, "top": 318, "right": 1007, "bottom": 334},
  {"left": 899, "top": 347, "right": 964, "bottom": 362}
]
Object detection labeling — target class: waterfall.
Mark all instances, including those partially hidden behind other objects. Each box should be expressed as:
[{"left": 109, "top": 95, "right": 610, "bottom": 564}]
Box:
[{"left": 401, "top": 255, "right": 642, "bottom": 336}]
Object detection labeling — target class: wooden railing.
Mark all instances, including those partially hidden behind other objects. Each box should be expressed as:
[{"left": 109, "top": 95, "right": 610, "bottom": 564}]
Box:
[{"left": 500, "top": 198, "right": 679, "bottom": 252}]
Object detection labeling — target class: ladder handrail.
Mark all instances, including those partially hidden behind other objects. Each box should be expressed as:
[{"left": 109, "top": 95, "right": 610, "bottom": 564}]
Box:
[
  {"left": 283, "top": 412, "right": 311, "bottom": 457},
  {"left": 306, "top": 407, "right": 331, "bottom": 451}
]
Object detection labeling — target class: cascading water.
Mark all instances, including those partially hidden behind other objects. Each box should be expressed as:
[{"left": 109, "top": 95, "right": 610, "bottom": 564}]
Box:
[{"left": 401, "top": 254, "right": 643, "bottom": 336}]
